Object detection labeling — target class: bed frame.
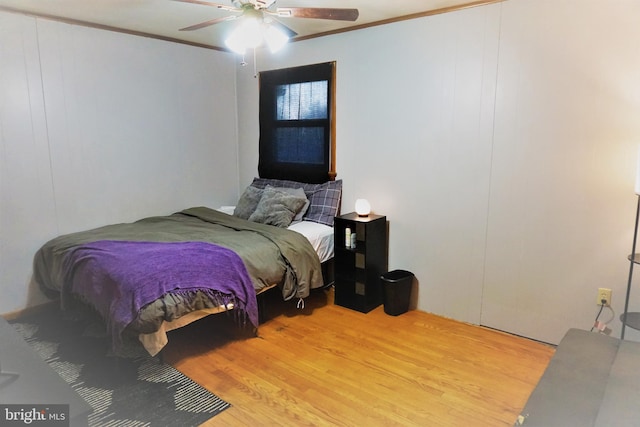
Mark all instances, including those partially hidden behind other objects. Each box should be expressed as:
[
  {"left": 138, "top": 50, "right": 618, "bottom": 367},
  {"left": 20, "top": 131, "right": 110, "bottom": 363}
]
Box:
[{"left": 142, "top": 258, "right": 334, "bottom": 357}]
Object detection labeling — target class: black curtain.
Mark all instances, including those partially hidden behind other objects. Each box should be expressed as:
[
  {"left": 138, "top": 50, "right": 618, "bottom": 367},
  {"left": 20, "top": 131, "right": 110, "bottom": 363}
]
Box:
[{"left": 258, "top": 62, "right": 333, "bottom": 184}]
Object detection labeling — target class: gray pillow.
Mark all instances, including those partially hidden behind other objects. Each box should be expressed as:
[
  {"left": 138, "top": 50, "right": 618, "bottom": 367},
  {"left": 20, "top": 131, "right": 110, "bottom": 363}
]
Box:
[
  {"left": 248, "top": 186, "right": 307, "bottom": 227},
  {"left": 250, "top": 178, "right": 342, "bottom": 226},
  {"left": 233, "top": 185, "right": 264, "bottom": 219},
  {"left": 270, "top": 186, "right": 309, "bottom": 223}
]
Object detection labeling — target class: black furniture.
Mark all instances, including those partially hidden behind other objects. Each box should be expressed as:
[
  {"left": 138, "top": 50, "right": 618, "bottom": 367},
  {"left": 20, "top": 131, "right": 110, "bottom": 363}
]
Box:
[
  {"left": 0, "top": 315, "right": 92, "bottom": 426},
  {"left": 334, "top": 212, "right": 387, "bottom": 313}
]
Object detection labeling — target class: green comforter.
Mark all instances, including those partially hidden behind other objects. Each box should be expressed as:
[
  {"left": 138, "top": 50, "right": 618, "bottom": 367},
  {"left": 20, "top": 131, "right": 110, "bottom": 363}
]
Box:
[{"left": 33, "top": 207, "right": 324, "bottom": 333}]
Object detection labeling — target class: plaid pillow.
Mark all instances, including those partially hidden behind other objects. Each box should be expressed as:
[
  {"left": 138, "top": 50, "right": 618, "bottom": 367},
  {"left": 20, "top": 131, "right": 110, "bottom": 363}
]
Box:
[{"left": 251, "top": 178, "right": 342, "bottom": 226}]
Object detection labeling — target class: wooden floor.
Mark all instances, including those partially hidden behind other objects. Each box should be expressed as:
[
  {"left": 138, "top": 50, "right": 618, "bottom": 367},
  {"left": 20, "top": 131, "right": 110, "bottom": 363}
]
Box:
[{"left": 164, "top": 287, "right": 555, "bottom": 426}]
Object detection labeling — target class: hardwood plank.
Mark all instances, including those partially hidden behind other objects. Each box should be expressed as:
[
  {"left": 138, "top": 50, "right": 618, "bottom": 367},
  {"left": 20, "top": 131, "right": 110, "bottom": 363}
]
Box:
[{"left": 163, "top": 288, "right": 554, "bottom": 426}]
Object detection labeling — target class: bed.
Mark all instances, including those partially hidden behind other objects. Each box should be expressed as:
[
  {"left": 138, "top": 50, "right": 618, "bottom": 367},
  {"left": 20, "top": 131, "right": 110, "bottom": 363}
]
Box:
[{"left": 33, "top": 177, "right": 342, "bottom": 356}]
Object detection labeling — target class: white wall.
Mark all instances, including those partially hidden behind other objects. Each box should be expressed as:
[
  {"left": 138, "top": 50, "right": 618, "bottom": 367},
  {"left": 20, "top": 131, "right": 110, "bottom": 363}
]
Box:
[
  {"left": 236, "top": 0, "right": 640, "bottom": 344},
  {"left": 483, "top": 0, "right": 640, "bottom": 342},
  {"left": 0, "top": 12, "right": 239, "bottom": 314}
]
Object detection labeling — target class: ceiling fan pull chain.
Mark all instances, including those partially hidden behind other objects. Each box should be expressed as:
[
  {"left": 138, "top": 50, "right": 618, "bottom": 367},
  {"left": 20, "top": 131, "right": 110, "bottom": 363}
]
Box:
[
  {"left": 237, "top": 49, "right": 257, "bottom": 78},
  {"left": 253, "top": 48, "right": 258, "bottom": 78}
]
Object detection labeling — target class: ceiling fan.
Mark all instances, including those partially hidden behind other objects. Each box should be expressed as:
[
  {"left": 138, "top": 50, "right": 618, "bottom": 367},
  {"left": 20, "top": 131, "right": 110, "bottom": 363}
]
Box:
[{"left": 172, "top": 0, "right": 359, "bottom": 53}]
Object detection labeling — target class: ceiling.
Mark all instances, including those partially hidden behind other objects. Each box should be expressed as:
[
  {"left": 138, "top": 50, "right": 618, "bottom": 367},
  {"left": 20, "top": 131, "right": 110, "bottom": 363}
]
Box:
[{"left": 0, "top": 0, "right": 502, "bottom": 51}]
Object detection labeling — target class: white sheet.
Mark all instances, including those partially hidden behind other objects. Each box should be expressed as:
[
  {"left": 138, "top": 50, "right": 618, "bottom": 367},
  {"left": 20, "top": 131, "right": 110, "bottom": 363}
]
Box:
[{"left": 287, "top": 220, "right": 334, "bottom": 263}]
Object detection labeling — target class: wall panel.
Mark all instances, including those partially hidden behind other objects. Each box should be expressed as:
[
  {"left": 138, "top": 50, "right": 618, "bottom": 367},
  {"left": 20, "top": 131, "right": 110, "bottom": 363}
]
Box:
[
  {"left": 0, "top": 13, "right": 55, "bottom": 310},
  {"left": 0, "top": 12, "right": 238, "bottom": 314}
]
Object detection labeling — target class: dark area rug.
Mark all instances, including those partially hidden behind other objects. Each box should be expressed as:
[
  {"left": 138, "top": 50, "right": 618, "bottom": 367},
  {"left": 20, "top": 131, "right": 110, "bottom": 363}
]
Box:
[{"left": 10, "top": 307, "right": 230, "bottom": 426}]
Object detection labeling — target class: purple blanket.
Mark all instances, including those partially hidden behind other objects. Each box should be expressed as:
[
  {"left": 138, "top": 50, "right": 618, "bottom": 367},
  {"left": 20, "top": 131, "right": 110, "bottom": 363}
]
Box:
[{"left": 62, "top": 240, "right": 258, "bottom": 351}]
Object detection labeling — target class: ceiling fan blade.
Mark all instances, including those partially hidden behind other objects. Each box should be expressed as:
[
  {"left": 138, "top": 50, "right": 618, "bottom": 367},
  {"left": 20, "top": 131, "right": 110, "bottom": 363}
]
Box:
[
  {"left": 269, "top": 18, "right": 298, "bottom": 38},
  {"left": 179, "top": 15, "right": 238, "bottom": 31},
  {"left": 275, "top": 7, "right": 359, "bottom": 22},
  {"left": 171, "top": 0, "right": 240, "bottom": 12}
]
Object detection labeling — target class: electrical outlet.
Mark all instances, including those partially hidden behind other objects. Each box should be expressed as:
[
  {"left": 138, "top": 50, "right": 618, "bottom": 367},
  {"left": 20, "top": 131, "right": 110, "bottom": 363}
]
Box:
[{"left": 597, "top": 288, "right": 612, "bottom": 306}]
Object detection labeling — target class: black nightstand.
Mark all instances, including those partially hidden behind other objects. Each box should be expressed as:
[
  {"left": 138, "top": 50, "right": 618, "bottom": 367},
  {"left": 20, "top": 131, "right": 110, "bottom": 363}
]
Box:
[{"left": 334, "top": 212, "right": 388, "bottom": 313}]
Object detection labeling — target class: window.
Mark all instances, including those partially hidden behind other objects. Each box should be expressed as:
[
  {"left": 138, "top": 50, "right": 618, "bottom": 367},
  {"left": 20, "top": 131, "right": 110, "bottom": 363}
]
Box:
[{"left": 259, "top": 62, "right": 336, "bottom": 183}]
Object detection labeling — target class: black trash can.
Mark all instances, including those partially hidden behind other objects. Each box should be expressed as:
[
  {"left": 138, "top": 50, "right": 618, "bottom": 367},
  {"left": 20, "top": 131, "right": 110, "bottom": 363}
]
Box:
[{"left": 381, "top": 270, "right": 414, "bottom": 316}]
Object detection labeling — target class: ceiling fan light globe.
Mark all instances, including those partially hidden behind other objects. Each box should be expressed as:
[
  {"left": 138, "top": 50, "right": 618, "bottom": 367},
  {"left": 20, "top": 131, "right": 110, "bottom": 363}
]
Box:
[
  {"left": 224, "top": 33, "right": 246, "bottom": 54},
  {"left": 241, "top": 18, "right": 263, "bottom": 48},
  {"left": 225, "top": 17, "right": 263, "bottom": 54},
  {"left": 265, "top": 25, "right": 289, "bottom": 53}
]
